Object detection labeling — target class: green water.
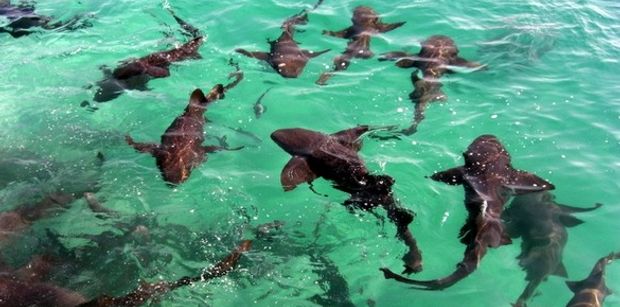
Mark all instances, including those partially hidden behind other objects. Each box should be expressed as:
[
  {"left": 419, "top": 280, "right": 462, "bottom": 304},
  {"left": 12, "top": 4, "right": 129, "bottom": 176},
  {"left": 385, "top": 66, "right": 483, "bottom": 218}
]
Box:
[{"left": 1, "top": 0, "right": 619, "bottom": 306}]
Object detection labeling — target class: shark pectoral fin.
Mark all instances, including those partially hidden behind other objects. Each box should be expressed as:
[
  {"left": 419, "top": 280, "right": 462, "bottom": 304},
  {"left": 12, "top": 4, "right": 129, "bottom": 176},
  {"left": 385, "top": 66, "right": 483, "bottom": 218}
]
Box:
[
  {"left": 552, "top": 263, "right": 569, "bottom": 278},
  {"left": 378, "top": 51, "right": 410, "bottom": 62},
  {"left": 146, "top": 65, "right": 170, "bottom": 78},
  {"left": 281, "top": 156, "right": 317, "bottom": 191},
  {"left": 558, "top": 214, "right": 585, "bottom": 228},
  {"left": 125, "top": 135, "right": 158, "bottom": 155},
  {"left": 396, "top": 58, "right": 418, "bottom": 68},
  {"left": 235, "top": 49, "right": 269, "bottom": 61},
  {"left": 430, "top": 167, "right": 465, "bottom": 185},
  {"left": 332, "top": 126, "right": 370, "bottom": 151},
  {"left": 452, "top": 57, "right": 486, "bottom": 69},
  {"left": 377, "top": 21, "right": 406, "bottom": 33},
  {"left": 322, "top": 27, "right": 351, "bottom": 39},
  {"left": 504, "top": 171, "right": 555, "bottom": 194},
  {"left": 303, "top": 48, "right": 330, "bottom": 58}
]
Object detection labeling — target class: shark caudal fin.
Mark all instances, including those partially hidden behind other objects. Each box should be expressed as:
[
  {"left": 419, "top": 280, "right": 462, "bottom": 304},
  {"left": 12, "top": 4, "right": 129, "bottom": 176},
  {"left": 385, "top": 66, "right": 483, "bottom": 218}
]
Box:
[
  {"left": 280, "top": 156, "right": 318, "bottom": 191},
  {"left": 380, "top": 242, "right": 487, "bottom": 290},
  {"left": 166, "top": 7, "right": 201, "bottom": 39},
  {"left": 380, "top": 262, "right": 474, "bottom": 290}
]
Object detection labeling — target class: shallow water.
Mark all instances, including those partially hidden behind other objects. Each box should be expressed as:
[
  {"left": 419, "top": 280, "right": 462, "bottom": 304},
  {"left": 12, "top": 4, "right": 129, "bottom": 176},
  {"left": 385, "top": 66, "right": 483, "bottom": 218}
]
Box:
[{"left": 1, "top": 0, "right": 619, "bottom": 306}]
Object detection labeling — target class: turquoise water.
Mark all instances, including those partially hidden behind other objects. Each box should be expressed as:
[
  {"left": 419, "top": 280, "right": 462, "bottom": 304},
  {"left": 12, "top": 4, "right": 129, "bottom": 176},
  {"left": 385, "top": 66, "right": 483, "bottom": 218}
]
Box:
[{"left": 1, "top": 0, "right": 619, "bottom": 306}]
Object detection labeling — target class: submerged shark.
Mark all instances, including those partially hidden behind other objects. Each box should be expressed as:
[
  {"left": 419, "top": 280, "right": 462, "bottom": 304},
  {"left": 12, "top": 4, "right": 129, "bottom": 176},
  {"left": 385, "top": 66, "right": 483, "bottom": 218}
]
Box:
[
  {"left": 0, "top": 152, "right": 104, "bottom": 248},
  {"left": 380, "top": 135, "right": 554, "bottom": 289},
  {"left": 0, "top": 0, "right": 91, "bottom": 38},
  {"left": 0, "top": 241, "right": 251, "bottom": 307},
  {"left": 316, "top": 6, "right": 405, "bottom": 85},
  {"left": 271, "top": 126, "right": 423, "bottom": 274},
  {"left": 126, "top": 71, "right": 243, "bottom": 185},
  {"left": 90, "top": 9, "right": 202, "bottom": 103},
  {"left": 565, "top": 252, "right": 620, "bottom": 307},
  {"left": 235, "top": 0, "right": 329, "bottom": 78},
  {"left": 379, "top": 35, "right": 484, "bottom": 135},
  {"left": 80, "top": 240, "right": 252, "bottom": 306},
  {"left": 502, "top": 191, "right": 602, "bottom": 307}
]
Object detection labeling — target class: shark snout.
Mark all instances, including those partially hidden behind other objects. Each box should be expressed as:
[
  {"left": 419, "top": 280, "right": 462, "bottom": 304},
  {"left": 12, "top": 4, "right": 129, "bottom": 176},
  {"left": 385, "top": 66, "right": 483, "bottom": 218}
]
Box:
[{"left": 271, "top": 128, "right": 323, "bottom": 156}]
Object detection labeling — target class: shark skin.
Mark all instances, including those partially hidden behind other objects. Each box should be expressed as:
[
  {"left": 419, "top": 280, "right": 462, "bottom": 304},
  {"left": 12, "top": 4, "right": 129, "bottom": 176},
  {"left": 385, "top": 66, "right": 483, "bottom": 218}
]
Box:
[{"left": 380, "top": 135, "right": 555, "bottom": 290}]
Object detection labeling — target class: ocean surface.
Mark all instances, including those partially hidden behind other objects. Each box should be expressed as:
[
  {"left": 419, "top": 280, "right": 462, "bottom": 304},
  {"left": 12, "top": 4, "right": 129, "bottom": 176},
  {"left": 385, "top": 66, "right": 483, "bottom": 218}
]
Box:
[{"left": 1, "top": 0, "right": 619, "bottom": 306}]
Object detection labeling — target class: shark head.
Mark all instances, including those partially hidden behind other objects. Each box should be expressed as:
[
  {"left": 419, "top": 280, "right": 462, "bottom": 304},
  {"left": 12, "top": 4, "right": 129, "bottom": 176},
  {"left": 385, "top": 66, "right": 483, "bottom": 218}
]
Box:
[{"left": 463, "top": 134, "right": 510, "bottom": 171}]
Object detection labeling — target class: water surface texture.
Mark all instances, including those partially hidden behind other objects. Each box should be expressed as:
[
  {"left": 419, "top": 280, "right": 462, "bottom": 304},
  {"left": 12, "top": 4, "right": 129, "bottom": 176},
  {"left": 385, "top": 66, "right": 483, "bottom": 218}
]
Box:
[{"left": 1, "top": 0, "right": 619, "bottom": 306}]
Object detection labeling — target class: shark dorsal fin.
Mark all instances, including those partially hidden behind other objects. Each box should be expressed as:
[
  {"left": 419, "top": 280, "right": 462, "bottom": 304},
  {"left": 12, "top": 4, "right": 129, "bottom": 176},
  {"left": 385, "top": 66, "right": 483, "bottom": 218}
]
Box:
[{"left": 331, "top": 126, "right": 370, "bottom": 151}]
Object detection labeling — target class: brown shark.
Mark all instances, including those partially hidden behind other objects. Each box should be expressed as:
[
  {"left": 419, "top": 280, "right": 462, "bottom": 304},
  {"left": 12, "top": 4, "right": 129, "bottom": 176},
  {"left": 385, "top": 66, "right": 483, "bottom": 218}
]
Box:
[
  {"left": 316, "top": 6, "right": 405, "bottom": 85},
  {"left": 125, "top": 71, "right": 243, "bottom": 185},
  {"left": 235, "top": 3, "right": 330, "bottom": 79},
  {"left": 0, "top": 153, "right": 104, "bottom": 247},
  {"left": 92, "top": 9, "right": 203, "bottom": 103},
  {"left": 0, "top": 241, "right": 251, "bottom": 307},
  {"left": 565, "top": 252, "right": 620, "bottom": 307},
  {"left": 79, "top": 240, "right": 252, "bottom": 307},
  {"left": 380, "top": 135, "right": 554, "bottom": 289},
  {"left": 271, "top": 126, "right": 423, "bottom": 274},
  {"left": 502, "top": 191, "right": 602, "bottom": 307},
  {"left": 0, "top": 0, "right": 91, "bottom": 38},
  {"left": 379, "top": 35, "right": 484, "bottom": 135}
]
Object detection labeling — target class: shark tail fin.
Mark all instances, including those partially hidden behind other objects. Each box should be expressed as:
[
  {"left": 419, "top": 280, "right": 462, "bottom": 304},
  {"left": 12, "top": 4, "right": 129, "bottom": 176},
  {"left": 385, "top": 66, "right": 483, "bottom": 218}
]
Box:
[{"left": 167, "top": 7, "right": 201, "bottom": 39}]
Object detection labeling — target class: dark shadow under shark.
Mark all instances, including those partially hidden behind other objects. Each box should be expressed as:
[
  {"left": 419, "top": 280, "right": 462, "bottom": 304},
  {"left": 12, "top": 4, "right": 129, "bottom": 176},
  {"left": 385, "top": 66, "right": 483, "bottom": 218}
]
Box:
[
  {"left": 235, "top": 0, "right": 329, "bottom": 78},
  {"left": 271, "top": 126, "right": 423, "bottom": 274},
  {"left": 502, "top": 191, "right": 602, "bottom": 307},
  {"left": 0, "top": 0, "right": 92, "bottom": 38},
  {"left": 379, "top": 35, "right": 484, "bottom": 135},
  {"left": 380, "top": 135, "right": 554, "bottom": 289},
  {"left": 565, "top": 252, "right": 620, "bottom": 307},
  {"left": 88, "top": 9, "right": 202, "bottom": 104},
  {"left": 316, "top": 6, "right": 405, "bottom": 85},
  {"left": 125, "top": 70, "right": 243, "bottom": 185}
]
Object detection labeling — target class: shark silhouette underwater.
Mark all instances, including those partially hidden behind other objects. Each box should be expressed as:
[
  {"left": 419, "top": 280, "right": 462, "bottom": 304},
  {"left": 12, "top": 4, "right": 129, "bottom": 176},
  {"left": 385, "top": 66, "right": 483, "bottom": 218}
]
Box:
[
  {"left": 87, "top": 9, "right": 203, "bottom": 104},
  {"left": 316, "top": 6, "right": 405, "bottom": 85},
  {"left": 0, "top": 0, "right": 92, "bottom": 38},
  {"left": 271, "top": 126, "right": 423, "bottom": 274},
  {"left": 125, "top": 70, "right": 244, "bottom": 185},
  {"left": 502, "top": 191, "right": 602, "bottom": 307},
  {"left": 379, "top": 35, "right": 485, "bottom": 135},
  {"left": 565, "top": 252, "right": 620, "bottom": 307},
  {"left": 235, "top": 0, "right": 329, "bottom": 78},
  {"left": 0, "top": 152, "right": 105, "bottom": 248},
  {"left": 380, "top": 135, "right": 555, "bottom": 289},
  {"left": 0, "top": 240, "right": 251, "bottom": 306}
]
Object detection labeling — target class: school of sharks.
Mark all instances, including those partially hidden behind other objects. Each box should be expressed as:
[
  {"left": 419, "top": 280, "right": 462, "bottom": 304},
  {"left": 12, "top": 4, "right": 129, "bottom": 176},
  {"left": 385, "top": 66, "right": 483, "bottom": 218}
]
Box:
[{"left": 0, "top": 0, "right": 617, "bottom": 306}]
